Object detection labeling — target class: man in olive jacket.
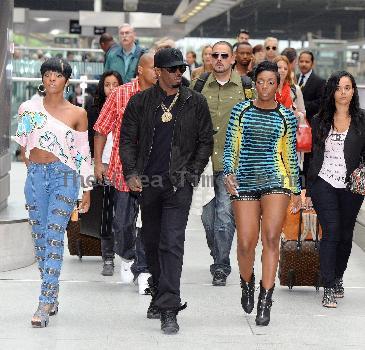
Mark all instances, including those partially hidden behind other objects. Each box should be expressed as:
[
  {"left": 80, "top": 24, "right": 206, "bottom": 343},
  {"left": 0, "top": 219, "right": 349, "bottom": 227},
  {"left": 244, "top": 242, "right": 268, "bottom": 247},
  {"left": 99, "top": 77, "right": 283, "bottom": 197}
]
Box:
[{"left": 120, "top": 48, "right": 213, "bottom": 335}]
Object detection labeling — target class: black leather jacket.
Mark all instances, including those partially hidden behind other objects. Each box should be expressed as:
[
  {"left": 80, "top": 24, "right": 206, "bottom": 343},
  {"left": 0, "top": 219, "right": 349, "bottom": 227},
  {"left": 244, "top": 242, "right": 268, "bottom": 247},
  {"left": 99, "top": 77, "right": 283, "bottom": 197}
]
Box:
[
  {"left": 120, "top": 84, "right": 213, "bottom": 188},
  {"left": 307, "top": 114, "right": 365, "bottom": 196}
]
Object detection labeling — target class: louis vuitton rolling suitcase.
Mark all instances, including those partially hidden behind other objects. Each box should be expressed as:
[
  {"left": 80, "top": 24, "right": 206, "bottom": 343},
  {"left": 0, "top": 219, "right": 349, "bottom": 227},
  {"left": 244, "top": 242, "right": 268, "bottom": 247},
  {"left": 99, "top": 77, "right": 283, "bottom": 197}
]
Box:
[
  {"left": 66, "top": 185, "right": 109, "bottom": 259},
  {"left": 279, "top": 205, "right": 322, "bottom": 290}
]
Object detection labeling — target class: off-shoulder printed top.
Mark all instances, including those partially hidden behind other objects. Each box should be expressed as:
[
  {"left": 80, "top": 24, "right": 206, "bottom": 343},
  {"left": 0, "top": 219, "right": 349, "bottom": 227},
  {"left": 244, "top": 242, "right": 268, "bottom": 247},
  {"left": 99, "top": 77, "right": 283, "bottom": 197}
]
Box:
[{"left": 13, "top": 98, "right": 93, "bottom": 191}]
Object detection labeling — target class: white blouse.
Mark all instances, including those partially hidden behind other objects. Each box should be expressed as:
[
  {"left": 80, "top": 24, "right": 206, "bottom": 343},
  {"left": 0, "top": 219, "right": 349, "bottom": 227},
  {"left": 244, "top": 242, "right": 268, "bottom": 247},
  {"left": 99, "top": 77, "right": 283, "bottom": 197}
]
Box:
[{"left": 318, "top": 127, "right": 348, "bottom": 188}]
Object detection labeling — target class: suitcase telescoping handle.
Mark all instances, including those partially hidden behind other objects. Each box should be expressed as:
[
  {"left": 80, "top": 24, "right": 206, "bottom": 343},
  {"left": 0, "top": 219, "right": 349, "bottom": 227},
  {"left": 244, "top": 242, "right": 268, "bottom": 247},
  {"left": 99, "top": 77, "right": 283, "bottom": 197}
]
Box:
[
  {"left": 296, "top": 209, "right": 303, "bottom": 250},
  {"left": 296, "top": 208, "right": 320, "bottom": 250}
]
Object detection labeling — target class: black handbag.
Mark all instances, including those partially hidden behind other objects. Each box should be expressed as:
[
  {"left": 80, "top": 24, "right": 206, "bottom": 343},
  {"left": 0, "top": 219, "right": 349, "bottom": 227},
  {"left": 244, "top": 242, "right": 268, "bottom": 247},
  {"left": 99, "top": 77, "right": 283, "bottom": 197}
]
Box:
[{"left": 79, "top": 185, "right": 103, "bottom": 239}]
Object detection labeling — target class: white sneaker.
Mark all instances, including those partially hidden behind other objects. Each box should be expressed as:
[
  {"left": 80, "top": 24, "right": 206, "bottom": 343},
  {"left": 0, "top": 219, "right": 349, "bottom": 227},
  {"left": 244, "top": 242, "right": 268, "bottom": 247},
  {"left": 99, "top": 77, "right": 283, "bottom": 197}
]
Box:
[
  {"left": 120, "top": 259, "right": 134, "bottom": 284},
  {"left": 137, "top": 272, "right": 151, "bottom": 295}
]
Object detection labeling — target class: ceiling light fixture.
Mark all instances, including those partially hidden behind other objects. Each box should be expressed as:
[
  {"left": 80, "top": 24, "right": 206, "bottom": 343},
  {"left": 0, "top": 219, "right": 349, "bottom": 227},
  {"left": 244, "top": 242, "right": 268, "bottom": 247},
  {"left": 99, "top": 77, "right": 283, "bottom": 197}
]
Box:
[
  {"left": 34, "top": 17, "right": 51, "bottom": 22},
  {"left": 50, "top": 29, "right": 61, "bottom": 35},
  {"left": 178, "top": 0, "right": 213, "bottom": 23}
]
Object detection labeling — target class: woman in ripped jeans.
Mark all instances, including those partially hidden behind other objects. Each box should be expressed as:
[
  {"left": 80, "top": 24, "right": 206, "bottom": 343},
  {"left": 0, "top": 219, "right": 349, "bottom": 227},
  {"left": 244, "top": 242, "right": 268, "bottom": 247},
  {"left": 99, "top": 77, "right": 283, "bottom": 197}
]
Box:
[{"left": 14, "top": 57, "right": 92, "bottom": 328}]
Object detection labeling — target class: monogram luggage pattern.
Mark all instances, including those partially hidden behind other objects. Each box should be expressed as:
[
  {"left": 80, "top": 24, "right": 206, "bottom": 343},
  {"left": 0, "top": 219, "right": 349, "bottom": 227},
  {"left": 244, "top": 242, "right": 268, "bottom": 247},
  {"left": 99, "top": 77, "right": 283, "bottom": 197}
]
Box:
[
  {"left": 66, "top": 186, "right": 104, "bottom": 259},
  {"left": 66, "top": 219, "right": 102, "bottom": 259},
  {"left": 279, "top": 206, "right": 322, "bottom": 290}
]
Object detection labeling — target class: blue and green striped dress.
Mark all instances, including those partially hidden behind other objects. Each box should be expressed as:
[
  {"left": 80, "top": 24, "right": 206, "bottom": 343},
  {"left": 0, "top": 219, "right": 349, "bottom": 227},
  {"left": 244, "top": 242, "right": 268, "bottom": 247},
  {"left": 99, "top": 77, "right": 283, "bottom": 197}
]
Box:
[{"left": 223, "top": 100, "right": 301, "bottom": 196}]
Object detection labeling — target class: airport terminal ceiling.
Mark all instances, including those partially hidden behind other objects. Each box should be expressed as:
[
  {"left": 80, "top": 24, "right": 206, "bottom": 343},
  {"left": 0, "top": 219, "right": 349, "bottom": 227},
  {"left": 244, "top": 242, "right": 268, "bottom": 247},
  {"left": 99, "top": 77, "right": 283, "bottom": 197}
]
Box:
[{"left": 13, "top": 0, "right": 365, "bottom": 40}]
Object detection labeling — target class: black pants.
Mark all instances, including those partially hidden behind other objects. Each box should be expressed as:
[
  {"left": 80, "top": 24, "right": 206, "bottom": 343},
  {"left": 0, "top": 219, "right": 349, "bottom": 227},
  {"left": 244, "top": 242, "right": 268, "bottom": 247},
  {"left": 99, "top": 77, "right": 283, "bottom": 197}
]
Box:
[
  {"left": 311, "top": 177, "right": 364, "bottom": 287},
  {"left": 140, "top": 179, "right": 193, "bottom": 310},
  {"left": 100, "top": 185, "right": 115, "bottom": 260}
]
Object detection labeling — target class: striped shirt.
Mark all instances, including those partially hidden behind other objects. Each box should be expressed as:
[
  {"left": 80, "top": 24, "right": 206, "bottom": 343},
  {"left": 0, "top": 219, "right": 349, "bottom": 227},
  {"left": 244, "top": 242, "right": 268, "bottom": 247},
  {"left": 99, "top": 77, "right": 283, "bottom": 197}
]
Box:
[
  {"left": 93, "top": 78, "right": 140, "bottom": 192},
  {"left": 223, "top": 100, "right": 301, "bottom": 195}
]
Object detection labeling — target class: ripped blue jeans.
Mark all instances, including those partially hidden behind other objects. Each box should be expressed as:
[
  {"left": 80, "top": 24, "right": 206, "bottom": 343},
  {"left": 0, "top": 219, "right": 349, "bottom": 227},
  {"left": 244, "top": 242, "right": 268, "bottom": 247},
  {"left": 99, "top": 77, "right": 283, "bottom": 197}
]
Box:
[{"left": 25, "top": 161, "right": 79, "bottom": 304}]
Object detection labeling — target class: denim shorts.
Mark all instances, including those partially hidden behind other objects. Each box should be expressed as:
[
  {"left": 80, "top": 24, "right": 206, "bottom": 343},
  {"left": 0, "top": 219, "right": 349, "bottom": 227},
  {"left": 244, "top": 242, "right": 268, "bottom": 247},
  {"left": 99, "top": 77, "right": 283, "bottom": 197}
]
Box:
[{"left": 230, "top": 187, "right": 291, "bottom": 201}]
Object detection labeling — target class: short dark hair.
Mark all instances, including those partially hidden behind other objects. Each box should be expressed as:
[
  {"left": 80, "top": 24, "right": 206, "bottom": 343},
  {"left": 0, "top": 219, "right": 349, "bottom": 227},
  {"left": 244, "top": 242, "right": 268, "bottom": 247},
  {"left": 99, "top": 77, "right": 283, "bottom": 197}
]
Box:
[
  {"left": 40, "top": 57, "right": 72, "bottom": 80},
  {"left": 238, "top": 29, "right": 249, "bottom": 35},
  {"left": 281, "top": 47, "right": 297, "bottom": 63},
  {"left": 212, "top": 40, "right": 233, "bottom": 55},
  {"left": 186, "top": 50, "right": 197, "bottom": 59},
  {"left": 99, "top": 33, "right": 114, "bottom": 45},
  {"left": 253, "top": 60, "right": 280, "bottom": 84},
  {"left": 236, "top": 42, "right": 252, "bottom": 51},
  {"left": 299, "top": 50, "right": 314, "bottom": 62},
  {"left": 252, "top": 44, "right": 264, "bottom": 55}
]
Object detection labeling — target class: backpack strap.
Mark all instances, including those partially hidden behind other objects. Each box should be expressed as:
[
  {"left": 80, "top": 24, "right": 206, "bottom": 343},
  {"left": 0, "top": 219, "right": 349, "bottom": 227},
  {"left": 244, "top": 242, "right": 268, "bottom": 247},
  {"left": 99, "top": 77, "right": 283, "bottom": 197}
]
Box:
[
  {"left": 241, "top": 75, "right": 254, "bottom": 100},
  {"left": 192, "top": 72, "right": 211, "bottom": 93},
  {"left": 290, "top": 84, "right": 297, "bottom": 102},
  {"left": 238, "top": 101, "right": 252, "bottom": 126}
]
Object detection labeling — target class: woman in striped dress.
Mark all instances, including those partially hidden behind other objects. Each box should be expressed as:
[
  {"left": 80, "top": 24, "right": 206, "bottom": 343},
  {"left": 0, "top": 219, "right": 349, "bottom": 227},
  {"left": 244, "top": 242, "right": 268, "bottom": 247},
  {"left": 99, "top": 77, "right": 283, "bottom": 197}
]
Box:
[{"left": 223, "top": 61, "right": 301, "bottom": 326}]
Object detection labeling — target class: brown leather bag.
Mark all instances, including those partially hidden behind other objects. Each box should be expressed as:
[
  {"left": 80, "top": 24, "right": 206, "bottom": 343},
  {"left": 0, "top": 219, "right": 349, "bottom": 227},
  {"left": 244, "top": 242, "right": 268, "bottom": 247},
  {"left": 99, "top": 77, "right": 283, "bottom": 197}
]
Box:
[
  {"left": 279, "top": 208, "right": 322, "bottom": 290},
  {"left": 66, "top": 208, "right": 102, "bottom": 260},
  {"left": 282, "top": 206, "right": 322, "bottom": 241}
]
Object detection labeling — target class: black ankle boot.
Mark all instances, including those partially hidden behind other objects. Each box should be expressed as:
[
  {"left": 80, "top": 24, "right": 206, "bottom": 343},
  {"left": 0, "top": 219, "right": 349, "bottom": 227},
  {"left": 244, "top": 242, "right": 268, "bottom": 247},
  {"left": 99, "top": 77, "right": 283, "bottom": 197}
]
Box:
[
  {"left": 160, "top": 310, "right": 179, "bottom": 334},
  {"left": 160, "top": 303, "right": 187, "bottom": 335},
  {"left": 145, "top": 277, "right": 160, "bottom": 319},
  {"left": 255, "top": 281, "right": 274, "bottom": 326},
  {"left": 240, "top": 272, "right": 255, "bottom": 314}
]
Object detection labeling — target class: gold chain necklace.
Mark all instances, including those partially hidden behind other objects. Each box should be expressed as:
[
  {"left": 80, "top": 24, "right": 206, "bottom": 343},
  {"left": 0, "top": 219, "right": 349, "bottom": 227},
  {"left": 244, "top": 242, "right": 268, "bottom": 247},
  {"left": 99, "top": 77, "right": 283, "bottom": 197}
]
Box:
[{"left": 161, "top": 91, "right": 180, "bottom": 123}]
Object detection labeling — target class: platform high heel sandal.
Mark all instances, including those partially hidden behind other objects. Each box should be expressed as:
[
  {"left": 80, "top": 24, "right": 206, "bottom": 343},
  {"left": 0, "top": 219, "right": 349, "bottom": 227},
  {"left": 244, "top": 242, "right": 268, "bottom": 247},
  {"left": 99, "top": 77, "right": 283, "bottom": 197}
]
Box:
[
  {"left": 31, "top": 303, "right": 51, "bottom": 328},
  {"left": 49, "top": 300, "right": 59, "bottom": 316},
  {"left": 322, "top": 287, "right": 337, "bottom": 308}
]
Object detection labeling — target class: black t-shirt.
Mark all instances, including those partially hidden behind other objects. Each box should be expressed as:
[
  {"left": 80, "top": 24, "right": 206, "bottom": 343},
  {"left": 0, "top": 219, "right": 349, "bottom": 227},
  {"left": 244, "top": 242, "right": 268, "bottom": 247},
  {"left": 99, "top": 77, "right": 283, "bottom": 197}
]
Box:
[{"left": 144, "top": 94, "right": 179, "bottom": 178}]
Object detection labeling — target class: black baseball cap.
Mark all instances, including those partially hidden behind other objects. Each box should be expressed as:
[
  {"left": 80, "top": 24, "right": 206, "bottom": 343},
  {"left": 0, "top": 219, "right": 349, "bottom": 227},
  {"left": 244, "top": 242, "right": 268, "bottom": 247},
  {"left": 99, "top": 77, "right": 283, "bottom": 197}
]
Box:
[{"left": 154, "top": 48, "right": 188, "bottom": 68}]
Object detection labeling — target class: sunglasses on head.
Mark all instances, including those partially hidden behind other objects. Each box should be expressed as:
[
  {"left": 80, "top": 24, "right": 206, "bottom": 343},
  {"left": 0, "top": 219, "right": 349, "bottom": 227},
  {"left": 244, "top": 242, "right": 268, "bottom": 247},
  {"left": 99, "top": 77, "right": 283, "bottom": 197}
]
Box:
[
  {"left": 211, "top": 52, "right": 229, "bottom": 59},
  {"left": 164, "top": 65, "right": 187, "bottom": 73},
  {"left": 266, "top": 46, "right": 277, "bottom": 51}
]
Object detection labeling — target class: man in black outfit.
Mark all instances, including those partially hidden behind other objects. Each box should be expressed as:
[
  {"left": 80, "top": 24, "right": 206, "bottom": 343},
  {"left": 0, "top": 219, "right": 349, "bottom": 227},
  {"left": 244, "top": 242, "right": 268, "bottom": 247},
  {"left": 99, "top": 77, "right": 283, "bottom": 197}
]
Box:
[
  {"left": 297, "top": 50, "right": 326, "bottom": 125},
  {"left": 297, "top": 50, "right": 326, "bottom": 186},
  {"left": 120, "top": 48, "right": 213, "bottom": 335}
]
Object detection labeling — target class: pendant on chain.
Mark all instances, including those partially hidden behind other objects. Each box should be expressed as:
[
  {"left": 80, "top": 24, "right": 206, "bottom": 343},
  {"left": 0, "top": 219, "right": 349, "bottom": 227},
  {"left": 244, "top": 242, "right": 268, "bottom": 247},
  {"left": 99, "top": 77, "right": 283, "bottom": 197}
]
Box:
[{"left": 161, "top": 111, "right": 173, "bottom": 123}]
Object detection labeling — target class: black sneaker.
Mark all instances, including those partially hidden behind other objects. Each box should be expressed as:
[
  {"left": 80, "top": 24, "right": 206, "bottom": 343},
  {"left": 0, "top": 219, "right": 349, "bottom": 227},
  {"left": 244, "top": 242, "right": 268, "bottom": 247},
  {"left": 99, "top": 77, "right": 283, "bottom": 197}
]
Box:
[
  {"left": 160, "top": 310, "right": 179, "bottom": 335},
  {"left": 101, "top": 259, "right": 114, "bottom": 276},
  {"left": 212, "top": 271, "right": 227, "bottom": 286}
]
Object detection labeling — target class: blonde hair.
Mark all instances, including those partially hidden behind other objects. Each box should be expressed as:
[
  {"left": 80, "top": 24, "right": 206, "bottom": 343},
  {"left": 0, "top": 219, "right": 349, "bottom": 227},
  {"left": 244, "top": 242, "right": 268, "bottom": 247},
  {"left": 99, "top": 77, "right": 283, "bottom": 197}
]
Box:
[
  {"left": 264, "top": 36, "right": 278, "bottom": 47},
  {"left": 152, "top": 37, "right": 176, "bottom": 53}
]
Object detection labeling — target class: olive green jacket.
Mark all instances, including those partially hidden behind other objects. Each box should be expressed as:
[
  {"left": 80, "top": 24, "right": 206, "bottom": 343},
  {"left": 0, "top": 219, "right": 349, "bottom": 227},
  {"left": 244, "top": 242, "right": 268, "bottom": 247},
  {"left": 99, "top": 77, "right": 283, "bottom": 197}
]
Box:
[{"left": 191, "top": 71, "right": 249, "bottom": 171}]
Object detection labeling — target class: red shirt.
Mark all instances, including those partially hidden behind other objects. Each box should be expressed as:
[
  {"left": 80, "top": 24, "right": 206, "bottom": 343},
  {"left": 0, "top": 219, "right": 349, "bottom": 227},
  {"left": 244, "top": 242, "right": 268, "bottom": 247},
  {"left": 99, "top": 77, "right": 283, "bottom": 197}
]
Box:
[
  {"left": 275, "top": 82, "right": 293, "bottom": 109},
  {"left": 93, "top": 78, "right": 140, "bottom": 192}
]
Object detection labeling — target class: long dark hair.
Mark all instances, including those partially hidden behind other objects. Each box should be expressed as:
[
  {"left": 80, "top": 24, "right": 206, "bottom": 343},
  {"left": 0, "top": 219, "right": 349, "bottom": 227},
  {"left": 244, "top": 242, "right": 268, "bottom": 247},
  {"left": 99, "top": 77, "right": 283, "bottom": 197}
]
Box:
[
  {"left": 317, "top": 71, "right": 364, "bottom": 146},
  {"left": 94, "top": 71, "right": 123, "bottom": 111}
]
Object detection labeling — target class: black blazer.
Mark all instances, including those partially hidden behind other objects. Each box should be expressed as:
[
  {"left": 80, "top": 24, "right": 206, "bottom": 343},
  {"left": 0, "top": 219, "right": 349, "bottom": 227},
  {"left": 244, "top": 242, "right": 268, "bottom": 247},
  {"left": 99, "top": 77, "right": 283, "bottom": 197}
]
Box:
[
  {"left": 306, "top": 114, "right": 365, "bottom": 196},
  {"left": 297, "top": 72, "right": 326, "bottom": 124}
]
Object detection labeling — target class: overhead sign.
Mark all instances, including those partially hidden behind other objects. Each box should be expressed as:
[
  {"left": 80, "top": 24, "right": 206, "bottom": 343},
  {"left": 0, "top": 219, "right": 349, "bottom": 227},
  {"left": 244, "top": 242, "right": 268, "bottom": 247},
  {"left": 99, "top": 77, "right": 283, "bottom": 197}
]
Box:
[
  {"left": 69, "top": 20, "right": 81, "bottom": 34},
  {"left": 130, "top": 12, "right": 161, "bottom": 28},
  {"left": 94, "top": 27, "right": 106, "bottom": 35},
  {"left": 79, "top": 11, "right": 125, "bottom": 27}
]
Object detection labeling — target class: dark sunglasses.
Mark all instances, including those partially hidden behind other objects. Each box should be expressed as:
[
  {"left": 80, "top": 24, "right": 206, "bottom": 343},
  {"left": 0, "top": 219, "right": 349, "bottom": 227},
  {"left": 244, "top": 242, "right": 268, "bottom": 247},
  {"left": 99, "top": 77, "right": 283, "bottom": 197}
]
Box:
[
  {"left": 211, "top": 52, "right": 229, "bottom": 59},
  {"left": 265, "top": 46, "right": 277, "bottom": 51},
  {"left": 165, "top": 65, "right": 187, "bottom": 73}
]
